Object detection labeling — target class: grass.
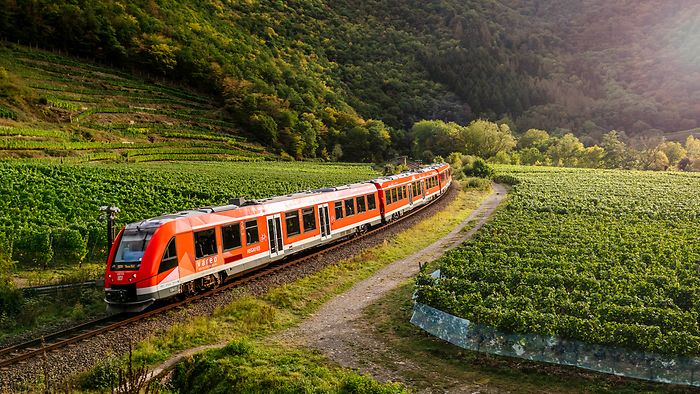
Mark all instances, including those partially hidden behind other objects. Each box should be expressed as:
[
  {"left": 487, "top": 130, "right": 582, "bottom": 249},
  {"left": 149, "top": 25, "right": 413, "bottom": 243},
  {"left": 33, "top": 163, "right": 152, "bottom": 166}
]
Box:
[
  {"left": 69, "top": 183, "right": 491, "bottom": 391},
  {"left": 12, "top": 262, "right": 104, "bottom": 288},
  {"left": 0, "top": 262, "right": 106, "bottom": 343},
  {"left": 0, "top": 287, "right": 105, "bottom": 343},
  {"left": 171, "top": 341, "right": 408, "bottom": 394},
  {"left": 362, "top": 279, "right": 700, "bottom": 393}
]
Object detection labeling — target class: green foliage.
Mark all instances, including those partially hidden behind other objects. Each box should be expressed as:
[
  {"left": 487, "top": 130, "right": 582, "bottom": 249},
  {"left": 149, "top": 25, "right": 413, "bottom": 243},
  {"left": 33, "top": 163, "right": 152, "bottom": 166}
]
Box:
[
  {"left": 2, "top": 0, "right": 699, "bottom": 152},
  {"left": 0, "top": 235, "right": 22, "bottom": 317},
  {"left": 172, "top": 340, "right": 408, "bottom": 394},
  {"left": 13, "top": 229, "right": 53, "bottom": 267},
  {"left": 417, "top": 166, "right": 700, "bottom": 356},
  {"left": 462, "top": 158, "right": 494, "bottom": 178},
  {"left": 51, "top": 228, "right": 87, "bottom": 264},
  {"left": 0, "top": 161, "right": 377, "bottom": 268},
  {"left": 412, "top": 119, "right": 516, "bottom": 161},
  {"left": 76, "top": 355, "right": 119, "bottom": 390}
]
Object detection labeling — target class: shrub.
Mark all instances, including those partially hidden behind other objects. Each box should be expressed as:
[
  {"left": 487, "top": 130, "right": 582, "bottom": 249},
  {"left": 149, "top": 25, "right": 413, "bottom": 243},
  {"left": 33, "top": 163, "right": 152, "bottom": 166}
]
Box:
[{"left": 463, "top": 158, "right": 494, "bottom": 178}]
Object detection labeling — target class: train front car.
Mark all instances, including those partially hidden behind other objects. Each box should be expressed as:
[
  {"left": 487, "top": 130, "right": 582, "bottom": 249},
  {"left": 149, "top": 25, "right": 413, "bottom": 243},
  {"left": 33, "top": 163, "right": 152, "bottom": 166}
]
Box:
[{"left": 104, "top": 218, "right": 177, "bottom": 313}]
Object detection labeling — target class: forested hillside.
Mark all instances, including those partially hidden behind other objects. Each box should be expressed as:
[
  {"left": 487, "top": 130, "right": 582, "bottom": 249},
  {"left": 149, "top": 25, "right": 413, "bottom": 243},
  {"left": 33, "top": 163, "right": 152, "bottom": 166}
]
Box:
[{"left": 1, "top": 0, "right": 699, "bottom": 158}]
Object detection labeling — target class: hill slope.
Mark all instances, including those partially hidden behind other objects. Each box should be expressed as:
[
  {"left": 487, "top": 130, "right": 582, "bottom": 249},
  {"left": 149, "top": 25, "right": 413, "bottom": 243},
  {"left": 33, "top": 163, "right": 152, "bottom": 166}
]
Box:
[
  {"left": 2, "top": 0, "right": 699, "bottom": 154},
  {"left": 0, "top": 45, "right": 272, "bottom": 162}
]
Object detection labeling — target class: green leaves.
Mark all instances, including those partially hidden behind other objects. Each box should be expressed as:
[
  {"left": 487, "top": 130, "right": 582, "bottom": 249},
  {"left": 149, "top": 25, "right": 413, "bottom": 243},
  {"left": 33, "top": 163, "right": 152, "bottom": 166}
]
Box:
[{"left": 417, "top": 167, "right": 700, "bottom": 356}]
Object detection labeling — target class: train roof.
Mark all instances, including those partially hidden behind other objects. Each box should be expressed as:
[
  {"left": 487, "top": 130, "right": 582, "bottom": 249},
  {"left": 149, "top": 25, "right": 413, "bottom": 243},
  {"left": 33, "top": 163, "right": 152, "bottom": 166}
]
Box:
[
  {"left": 122, "top": 181, "right": 377, "bottom": 231},
  {"left": 371, "top": 163, "right": 446, "bottom": 184}
]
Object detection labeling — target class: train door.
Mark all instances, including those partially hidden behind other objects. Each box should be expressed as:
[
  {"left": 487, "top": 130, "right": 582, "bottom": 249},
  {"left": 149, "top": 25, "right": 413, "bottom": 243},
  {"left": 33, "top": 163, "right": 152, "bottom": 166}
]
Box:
[
  {"left": 421, "top": 180, "right": 426, "bottom": 197},
  {"left": 319, "top": 204, "right": 331, "bottom": 240},
  {"left": 408, "top": 183, "right": 414, "bottom": 206},
  {"left": 266, "top": 214, "right": 284, "bottom": 258}
]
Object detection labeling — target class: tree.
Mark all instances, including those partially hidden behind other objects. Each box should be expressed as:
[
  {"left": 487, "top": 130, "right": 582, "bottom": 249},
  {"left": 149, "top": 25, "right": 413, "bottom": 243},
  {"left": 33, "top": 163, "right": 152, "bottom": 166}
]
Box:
[
  {"left": 643, "top": 149, "right": 669, "bottom": 171},
  {"left": 410, "top": 120, "right": 463, "bottom": 158},
  {"left": 520, "top": 147, "right": 550, "bottom": 165},
  {"left": 600, "top": 130, "right": 627, "bottom": 168},
  {"left": 518, "top": 128, "right": 550, "bottom": 151},
  {"left": 463, "top": 119, "right": 516, "bottom": 159},
  {"left": 685, "top": 136, "right": 700, "bottom": 171},
  {"left": 365, "top": 120, "right": 391, "bottom": 162},
  {"left": 658, "top": 141, "right": 686, "bottom": 166},
  {"left": 581, "top": 146, "right": 605, "bottom": 168},
  {"left": 547, "top": 133, "right": 584, "bottom": 167}
]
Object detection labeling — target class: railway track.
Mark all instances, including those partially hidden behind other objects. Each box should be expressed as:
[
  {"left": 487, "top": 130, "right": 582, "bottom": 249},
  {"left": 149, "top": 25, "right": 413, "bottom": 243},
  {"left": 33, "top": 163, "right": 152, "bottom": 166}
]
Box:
[{"left": 0, "top": 190, "right": 448, "bottom": 370}]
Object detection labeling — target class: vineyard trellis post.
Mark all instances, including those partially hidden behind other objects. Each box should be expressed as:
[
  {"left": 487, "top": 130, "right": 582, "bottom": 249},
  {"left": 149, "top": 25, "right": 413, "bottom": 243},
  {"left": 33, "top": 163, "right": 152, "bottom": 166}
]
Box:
[{"left": 100, "top": 206, "right": 121, "bottom": 258}]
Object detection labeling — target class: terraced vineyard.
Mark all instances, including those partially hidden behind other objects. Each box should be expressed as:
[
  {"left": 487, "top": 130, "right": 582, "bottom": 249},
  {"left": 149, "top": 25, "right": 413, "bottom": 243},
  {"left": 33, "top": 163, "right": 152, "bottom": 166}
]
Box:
[
  {"left": 0, "top": 44, "right": 271, "bottom": 162},
  {"left": 416, "top": 166, "right": 700, "bottom": 356},
  {"left": 1, "top": 160, "right": 377, "bottom": 268}
]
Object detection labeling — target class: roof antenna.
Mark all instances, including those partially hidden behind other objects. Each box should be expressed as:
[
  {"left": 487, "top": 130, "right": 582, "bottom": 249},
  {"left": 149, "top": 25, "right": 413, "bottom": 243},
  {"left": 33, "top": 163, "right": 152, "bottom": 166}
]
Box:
[{"left": 229, "top": 197, "right": 245, "bottom": 206}]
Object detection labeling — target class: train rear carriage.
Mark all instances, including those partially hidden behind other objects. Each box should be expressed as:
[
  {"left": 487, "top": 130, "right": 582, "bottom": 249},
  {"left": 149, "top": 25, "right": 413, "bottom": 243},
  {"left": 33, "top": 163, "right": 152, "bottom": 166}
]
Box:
[
  {"left": 104, "top": 183, "right": 382, "bottom": 312},
  {"left": 436, "top": 162, "right": 452, "bottom": 194}
]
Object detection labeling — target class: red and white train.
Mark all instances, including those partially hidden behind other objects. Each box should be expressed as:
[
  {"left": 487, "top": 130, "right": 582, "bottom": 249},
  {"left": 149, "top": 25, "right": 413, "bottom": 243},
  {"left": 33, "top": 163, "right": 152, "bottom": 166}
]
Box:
[{"left": 104, "top": 163, "right": 452, "bottom": 312}]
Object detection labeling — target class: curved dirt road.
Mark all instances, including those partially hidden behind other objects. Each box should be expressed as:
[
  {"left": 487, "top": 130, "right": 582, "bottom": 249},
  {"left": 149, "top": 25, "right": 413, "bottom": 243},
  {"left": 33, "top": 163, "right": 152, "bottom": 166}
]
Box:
[{"left": 273, "top": 183, "right": 506, "bottom": 388}]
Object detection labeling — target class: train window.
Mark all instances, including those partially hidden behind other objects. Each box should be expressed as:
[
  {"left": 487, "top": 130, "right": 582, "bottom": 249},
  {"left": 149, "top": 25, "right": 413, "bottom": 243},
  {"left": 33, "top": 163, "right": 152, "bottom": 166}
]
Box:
[
  {"left": 113, "top": 228, "right": 155, "bottom": 270},
  {"left": 334, "top": 201, "right": 344, "bottom": 219},
  {"left": 385, "top": 191, "right": 391, "bottom": 205},
  {"left": 356, "top": 196, "right": 366, "bottom": 213},
  {"left": 222, "top": 223, "right": 242, "bottom": 251},
  {"left": 245, "top": 220, "right": 259, "bottom": 244},
  {"left": 158, "top": 237, "right": 178, "bottom": 274},
  {"left": 391, "top": 188, "right": 398, "bottom": 203},
  {"left": 194, "top": 228, "right": 217, "bottom": 259},
  {"left": 367, "top": 194, "right": 376, "bottom": 210},
  {"left": 402, "top": 185, "right": 407, "bottom": 199},
  {"left": 302, "top": 208, "right": 316, "bottom": 232},
  {"left": 285, "top": 210, "right": 301, "bottom": 236},
  {"left": 344, "top": 198, "right": 355, "bottom": 216},
  {"left": 398, "top": 186, "right": 403, "bottom": 200}
]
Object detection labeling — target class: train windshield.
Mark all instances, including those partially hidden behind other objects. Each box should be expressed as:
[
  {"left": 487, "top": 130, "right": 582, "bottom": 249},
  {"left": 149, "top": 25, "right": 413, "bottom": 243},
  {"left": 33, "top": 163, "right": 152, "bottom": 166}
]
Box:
[{"left": 112, "top": 228, "right": 155, "bottom": 270}]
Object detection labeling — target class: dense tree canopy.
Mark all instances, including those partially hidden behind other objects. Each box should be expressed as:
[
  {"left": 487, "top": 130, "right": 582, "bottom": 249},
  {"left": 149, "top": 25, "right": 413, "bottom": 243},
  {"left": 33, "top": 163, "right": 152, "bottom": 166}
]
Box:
[{"left": 2, "top": 0, "right": 699, "bottom": 162}]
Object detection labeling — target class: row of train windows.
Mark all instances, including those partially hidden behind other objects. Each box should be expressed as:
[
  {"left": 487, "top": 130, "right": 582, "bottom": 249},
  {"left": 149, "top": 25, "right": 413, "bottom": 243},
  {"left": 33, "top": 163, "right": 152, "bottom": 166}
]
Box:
[
  {"left": 334, "top": 194, "right": 377, "bottom": 220},
  {"left": 426, "top": 175, "right": 439, "bottom": 189},
  {"left": 284, "top": 207, "right": 317, "bottom": 236},
  {"left": 190, "top": 194, "right": 379, "bottom": 261},
  {"left": 193, "top": 220, "right": 260, "bottom": 260},
  {"left": 386, "top": 185, "right": 408, "bottom": 205}
]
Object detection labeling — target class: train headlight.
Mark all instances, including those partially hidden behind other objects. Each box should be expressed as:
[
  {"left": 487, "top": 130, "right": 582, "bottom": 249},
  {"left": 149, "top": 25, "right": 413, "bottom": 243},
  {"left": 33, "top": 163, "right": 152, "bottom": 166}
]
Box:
[{"left": 132, "top": 273, "right": 137, "bottom": 278}]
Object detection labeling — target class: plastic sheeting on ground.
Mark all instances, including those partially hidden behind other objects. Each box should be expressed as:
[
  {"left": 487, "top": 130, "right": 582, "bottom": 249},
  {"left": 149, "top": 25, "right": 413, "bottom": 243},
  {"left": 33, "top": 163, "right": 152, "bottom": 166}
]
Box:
[{"left": 410, "top": 301, "right": 700, "bottom": 387}]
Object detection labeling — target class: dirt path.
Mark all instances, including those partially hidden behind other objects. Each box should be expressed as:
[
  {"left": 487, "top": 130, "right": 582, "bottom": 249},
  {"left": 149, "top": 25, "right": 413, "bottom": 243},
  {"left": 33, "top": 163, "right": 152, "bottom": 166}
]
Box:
[{"left": 273, "top": 183, "right": 506, "bottom": 390}]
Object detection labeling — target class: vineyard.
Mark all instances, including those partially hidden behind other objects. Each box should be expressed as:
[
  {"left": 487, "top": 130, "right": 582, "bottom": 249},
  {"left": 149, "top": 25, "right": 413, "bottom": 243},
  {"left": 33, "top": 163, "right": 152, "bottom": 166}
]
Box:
[
  {"left": 0, "top": 160, "right": 377, "bottom": 268},
  {"left": 0, "top": 44, "right": 272, "bottom": 162},
  {"left": 416, "top": 166, "right": 700, "bottom": 356}
]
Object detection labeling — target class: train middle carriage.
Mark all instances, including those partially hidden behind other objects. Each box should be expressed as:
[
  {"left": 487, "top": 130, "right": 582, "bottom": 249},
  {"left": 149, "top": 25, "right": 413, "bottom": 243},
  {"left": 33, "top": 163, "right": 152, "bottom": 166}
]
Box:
[{"left": 104, "top": 182, "right": 382, "bottom": 312}]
